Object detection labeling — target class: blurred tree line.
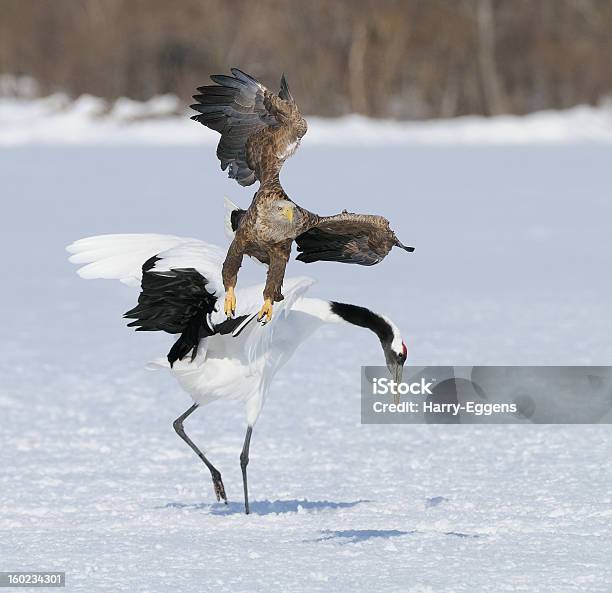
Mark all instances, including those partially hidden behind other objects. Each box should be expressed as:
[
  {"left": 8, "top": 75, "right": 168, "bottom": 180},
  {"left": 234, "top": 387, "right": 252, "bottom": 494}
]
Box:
[{"left": 1, "top": 0, "right": 611, "bottom": 119}]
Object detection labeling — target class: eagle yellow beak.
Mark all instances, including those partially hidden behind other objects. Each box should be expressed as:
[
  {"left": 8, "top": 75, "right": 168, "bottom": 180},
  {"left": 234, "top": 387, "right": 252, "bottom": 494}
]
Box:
[{"left": 282, "top": 206, "right": 294, "bottom": 223}]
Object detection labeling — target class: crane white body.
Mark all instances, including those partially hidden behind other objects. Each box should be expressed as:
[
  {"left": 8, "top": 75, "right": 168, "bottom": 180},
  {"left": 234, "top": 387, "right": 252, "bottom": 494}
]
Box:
[
  {"left": 67, "top": 233, "right": 406, "bottom": 512},
  {"left": 68, "top": 234, "right": 371, "bottom": 425},
  {"left": 151, "top": 290, "right": 341, "bottom": 425}
]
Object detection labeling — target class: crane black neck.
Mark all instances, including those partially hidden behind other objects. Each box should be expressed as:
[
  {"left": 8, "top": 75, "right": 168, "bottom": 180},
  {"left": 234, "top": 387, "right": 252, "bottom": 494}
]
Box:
[{"left": 329, "top": 301, "right": 395, "bottom": 347}]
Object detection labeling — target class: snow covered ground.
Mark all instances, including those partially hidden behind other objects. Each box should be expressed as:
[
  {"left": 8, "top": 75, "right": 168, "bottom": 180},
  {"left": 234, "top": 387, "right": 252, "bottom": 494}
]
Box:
[
  {"left": 2, "top": 92, "right": 612, "bottom": 146},
  {"left": 0, "top": 132, "right": 611, "bottom": 590}
]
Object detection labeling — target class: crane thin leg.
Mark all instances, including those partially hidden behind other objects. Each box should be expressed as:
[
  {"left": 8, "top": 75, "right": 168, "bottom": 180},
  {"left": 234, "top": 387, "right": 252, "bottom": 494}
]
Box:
[
  {"left": 173, "top": 404, "right": 227, "bottom": 504},
  {"left": 240, "top": 426, "right": 253, "bottom": 514}
]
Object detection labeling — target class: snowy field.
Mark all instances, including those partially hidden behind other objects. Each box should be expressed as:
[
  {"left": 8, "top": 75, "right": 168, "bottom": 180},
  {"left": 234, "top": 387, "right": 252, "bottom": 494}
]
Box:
[
  {"left": 2, "top": 92, "right": 612, "bottom": 146},
  {"left": 1, "top": 131, "right": 612, "bottom": 590}
]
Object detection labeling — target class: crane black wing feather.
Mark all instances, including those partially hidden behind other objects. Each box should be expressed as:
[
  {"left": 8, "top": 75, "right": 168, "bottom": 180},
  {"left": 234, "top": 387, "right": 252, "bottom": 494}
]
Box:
[{"left": 124, "top": 256, "right": 248, "bottom": 367}]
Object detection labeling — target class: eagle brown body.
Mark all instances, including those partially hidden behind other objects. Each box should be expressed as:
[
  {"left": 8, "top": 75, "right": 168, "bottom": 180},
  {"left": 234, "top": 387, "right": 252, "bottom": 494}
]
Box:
[
  {"left": 245, "top": 102, "right": 307, "bottom": 185},
  {"left": 191, "top": 68, "right": 413, "bottom": 322},
  {"left": 222, "top": 178, "right": 318, "bottom": 305}
]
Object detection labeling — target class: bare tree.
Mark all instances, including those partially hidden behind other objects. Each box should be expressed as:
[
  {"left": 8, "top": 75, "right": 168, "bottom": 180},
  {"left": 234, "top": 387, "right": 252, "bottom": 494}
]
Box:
[
  {"left": 1, "top": 0, "right": 611, "bottom": 119},
  {"left": 476, "top": 0, "right": 506, "bottom": 115}
]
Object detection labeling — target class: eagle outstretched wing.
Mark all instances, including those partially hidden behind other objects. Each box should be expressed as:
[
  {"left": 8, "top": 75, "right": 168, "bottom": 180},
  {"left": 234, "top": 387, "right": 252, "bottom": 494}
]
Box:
[
  {"left": 220, "top": 199, "right": 414, "bottom": 267},
  {"left": 295, "top": 212, "right": 415, "bottom": 266},
  {"left": 191, "top": 68, "right": 306, "bottom": 187}
]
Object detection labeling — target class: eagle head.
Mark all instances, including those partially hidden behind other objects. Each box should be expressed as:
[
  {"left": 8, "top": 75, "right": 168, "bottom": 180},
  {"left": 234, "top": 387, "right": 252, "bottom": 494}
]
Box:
[{"left": 272, "top": 199, "right": 296, "bottom": 225}]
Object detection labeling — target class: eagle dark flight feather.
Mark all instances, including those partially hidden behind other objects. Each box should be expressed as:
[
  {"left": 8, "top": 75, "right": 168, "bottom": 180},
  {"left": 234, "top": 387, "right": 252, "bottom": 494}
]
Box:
[
  {"left": 296, "top": 213, "right": 414, "bottom": 266},
  {"left": 192, "top": 69, "right": 413, "bottom": 317},
  {"left": 226, "top": 200, "right": 414, "bottom": 273},
  {"left": 191, "top": 68, "right": 307, "bottom": 187}
]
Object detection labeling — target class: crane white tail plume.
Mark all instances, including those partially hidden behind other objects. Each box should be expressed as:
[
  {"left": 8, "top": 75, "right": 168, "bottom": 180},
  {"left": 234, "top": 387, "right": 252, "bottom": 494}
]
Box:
[{"left": 244, "top": 276, "right": 315, "bottom": 369}]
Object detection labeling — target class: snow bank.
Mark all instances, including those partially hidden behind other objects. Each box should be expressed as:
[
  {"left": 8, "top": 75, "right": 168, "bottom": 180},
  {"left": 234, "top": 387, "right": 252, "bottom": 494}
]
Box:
[{"left": 2, "top": 92, "right": 612, "bottom": 146}]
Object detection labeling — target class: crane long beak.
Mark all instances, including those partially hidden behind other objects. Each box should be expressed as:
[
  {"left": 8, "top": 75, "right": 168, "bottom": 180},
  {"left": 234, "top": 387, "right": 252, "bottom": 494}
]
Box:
[
  {"left": 390, "top": 362, "right": 404, "bottom": 405},
  {"left": 282, "top": 207, "right": 294, "bottom": 223}
]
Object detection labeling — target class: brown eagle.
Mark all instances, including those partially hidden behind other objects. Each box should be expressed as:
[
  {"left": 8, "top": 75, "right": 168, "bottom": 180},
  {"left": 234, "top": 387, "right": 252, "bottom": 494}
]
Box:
[{"left": 191, "top": 68, "right": 413, "bottom": 322}]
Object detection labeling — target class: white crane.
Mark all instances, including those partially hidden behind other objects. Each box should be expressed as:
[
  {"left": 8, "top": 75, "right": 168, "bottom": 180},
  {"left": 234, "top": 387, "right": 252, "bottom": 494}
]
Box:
[{"left": 67, "top": 233, "right": 407, "bottom": 514}]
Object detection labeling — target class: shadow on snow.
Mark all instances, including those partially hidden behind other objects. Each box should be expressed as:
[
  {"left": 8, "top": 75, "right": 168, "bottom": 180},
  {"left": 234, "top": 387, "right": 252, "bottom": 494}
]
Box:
[
  {"left": 312, "top": 529, "right": 415, "bottom": 543},
  {"left": 160, "top": 498, "right": 369, "bottom": 515},
  {"left": 308, "top": 529, "right": 482, "bottom": 544}
]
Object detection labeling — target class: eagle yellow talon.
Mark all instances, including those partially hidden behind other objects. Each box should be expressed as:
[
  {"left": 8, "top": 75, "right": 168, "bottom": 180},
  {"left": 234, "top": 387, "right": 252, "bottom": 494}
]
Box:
[
  {"left": 257, "top": 299, "right": 273, "bottom": 323},
  {"left": 224, "top": 287, "right": 236, "bottom": 318}
]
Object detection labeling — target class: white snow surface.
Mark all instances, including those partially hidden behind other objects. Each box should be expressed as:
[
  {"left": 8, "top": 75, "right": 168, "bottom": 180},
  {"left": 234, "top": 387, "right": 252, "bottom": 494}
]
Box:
[
  {"left": 2, "top": 92, "right": 612, "bottom": 145},
  {"left": 0, "top": 141, "right": 611, "bottom": 592}
]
